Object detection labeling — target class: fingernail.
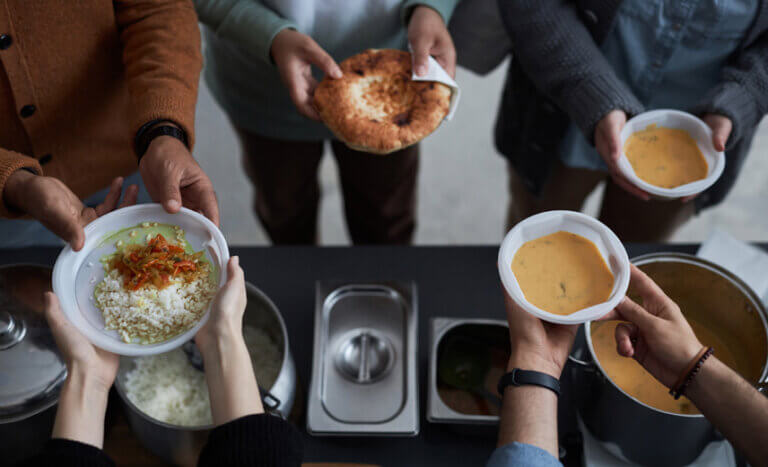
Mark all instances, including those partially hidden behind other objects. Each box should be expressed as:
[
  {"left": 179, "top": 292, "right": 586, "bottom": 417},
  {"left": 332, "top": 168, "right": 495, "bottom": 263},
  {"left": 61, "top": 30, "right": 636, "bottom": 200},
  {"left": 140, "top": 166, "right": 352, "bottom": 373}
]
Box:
[
  {"left": 332, "top": 68, "right": 342, "bottom": 79},
  {"left": 167, "top": 199, "right": 180, "bottom": 210},
  {"left": 417, "top": 65, "right": 427, "bottom": 76},
  {"left": 232, "top": 255, "right": 239, "bottom": 265}
]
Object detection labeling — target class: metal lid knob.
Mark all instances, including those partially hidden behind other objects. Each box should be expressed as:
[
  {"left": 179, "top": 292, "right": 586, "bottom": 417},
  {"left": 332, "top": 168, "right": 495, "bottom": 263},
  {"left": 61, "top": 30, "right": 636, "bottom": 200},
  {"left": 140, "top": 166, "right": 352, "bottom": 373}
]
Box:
[
  {"left": 335, "top": 329, "right": 394, "bottom": 384},
  {"left": 0, "top": 311, "right": 26, "bottom": 350}
]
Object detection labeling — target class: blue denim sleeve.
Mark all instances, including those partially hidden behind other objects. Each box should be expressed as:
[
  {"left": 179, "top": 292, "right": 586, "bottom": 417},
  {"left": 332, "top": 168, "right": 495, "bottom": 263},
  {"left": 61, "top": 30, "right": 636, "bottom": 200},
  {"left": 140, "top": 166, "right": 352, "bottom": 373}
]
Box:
[{"left": 486, "top": 442, "right": 562, "bottom": 467}]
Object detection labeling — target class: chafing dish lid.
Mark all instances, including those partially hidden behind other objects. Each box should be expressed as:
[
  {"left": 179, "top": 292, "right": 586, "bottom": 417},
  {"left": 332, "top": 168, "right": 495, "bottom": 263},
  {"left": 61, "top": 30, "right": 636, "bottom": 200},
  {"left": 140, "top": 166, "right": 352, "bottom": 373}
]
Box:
[{"left": 0, "top": 265, "right": 65, "bottom": 423}]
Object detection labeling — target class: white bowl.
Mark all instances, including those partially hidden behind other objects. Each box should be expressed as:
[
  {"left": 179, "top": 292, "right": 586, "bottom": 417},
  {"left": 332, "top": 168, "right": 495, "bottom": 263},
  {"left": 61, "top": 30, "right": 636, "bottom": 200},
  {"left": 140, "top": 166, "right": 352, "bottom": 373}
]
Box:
[
  {"left": 498, "top": 211, "right": 630, "bottom": 324},
  {"left": 618, "top": 109, "right": 725, "bottom": 200},
  {"left": 52, "top": 204, "right": 229, "bottom": 356}
]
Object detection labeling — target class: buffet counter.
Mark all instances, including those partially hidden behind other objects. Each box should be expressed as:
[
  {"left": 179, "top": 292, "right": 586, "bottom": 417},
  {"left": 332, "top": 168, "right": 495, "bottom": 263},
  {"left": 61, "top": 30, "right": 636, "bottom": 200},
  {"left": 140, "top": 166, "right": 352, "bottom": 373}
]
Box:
[{"left": 0, "top": 244, "right": 726, "bottom": 466}]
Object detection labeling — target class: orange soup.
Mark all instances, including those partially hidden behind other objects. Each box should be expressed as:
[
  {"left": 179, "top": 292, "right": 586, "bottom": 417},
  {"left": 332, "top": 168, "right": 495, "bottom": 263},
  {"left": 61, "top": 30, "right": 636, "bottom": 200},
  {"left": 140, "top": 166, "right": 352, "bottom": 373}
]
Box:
[
  {"left": 511, "top": 231, "right": 614, "bottom": 315},
  {"left": 591, "top": 319, "right": 740, "bottom": 414},
  {"left": 623, "top": 124, "right": 708, "bottom": 188}
]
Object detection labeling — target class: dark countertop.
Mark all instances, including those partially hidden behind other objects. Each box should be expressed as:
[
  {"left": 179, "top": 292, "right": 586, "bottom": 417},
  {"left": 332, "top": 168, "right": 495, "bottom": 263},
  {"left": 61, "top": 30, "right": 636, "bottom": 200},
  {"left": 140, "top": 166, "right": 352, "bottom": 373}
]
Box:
[{"left": 0, "top": 244, "right": 702, "bottom": 466}]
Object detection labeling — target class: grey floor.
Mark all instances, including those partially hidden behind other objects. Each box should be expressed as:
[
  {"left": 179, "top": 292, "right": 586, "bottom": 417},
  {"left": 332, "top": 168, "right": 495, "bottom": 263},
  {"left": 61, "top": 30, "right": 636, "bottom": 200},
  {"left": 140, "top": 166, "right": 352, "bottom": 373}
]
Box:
[{"left": 193, "top": 60, "right": 768, "bottom": 246}]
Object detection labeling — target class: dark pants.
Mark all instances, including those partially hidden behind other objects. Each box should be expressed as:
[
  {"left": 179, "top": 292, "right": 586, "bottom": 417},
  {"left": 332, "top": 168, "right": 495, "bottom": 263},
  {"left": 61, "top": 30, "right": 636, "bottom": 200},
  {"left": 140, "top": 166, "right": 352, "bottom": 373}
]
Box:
[
  {"left": 507, "top": 161, "right": 695, "bottom": 243},
  {"left": 236, "top": 129, "right": 419, "bottom": 245}
]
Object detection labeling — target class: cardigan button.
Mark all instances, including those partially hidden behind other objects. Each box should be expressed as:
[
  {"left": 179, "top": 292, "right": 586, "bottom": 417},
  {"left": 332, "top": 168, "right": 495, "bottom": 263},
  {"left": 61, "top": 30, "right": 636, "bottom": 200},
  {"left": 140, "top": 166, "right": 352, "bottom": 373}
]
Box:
[
  {"left": 20, "top": 104, "right": 36, "bottom": 118},
  {"left": 0, "top": 34, "right": 12, "bottom": 50}
]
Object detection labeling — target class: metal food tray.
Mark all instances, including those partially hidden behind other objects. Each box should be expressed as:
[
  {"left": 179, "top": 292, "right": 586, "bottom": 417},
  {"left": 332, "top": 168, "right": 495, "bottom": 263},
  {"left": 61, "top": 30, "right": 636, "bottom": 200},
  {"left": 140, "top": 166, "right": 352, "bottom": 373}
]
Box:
[{"left": 307, "top": 281, "right": 418, "bottom": 436}]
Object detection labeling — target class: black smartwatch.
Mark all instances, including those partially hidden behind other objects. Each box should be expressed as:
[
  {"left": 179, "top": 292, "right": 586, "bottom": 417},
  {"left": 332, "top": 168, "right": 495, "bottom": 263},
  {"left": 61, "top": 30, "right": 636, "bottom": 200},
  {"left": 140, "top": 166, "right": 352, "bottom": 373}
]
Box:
[
  {"left": 135, "top": 120, "right": 189, "bottom": 160},
  {"left": 497, "top": 368, "right": 561, "bottom": 397}
]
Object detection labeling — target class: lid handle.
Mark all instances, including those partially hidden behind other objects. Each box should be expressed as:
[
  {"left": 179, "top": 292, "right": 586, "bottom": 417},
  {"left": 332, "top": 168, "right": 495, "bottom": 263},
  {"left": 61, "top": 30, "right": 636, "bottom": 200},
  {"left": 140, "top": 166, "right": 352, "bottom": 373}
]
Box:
[{"left": 0, "top": 311, "right": 26, "bottom": 350}]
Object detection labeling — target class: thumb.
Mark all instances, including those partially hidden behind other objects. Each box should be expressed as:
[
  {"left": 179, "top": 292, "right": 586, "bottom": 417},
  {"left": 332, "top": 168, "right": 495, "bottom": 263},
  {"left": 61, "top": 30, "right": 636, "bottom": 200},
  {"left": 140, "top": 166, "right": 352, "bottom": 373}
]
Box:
[
  {"left": 410, "top": 38, "right": 431, "bottom": 76},
  {"left": 707, "top": 116, "right": 732, "bottom": 152},
  {"left": 304, "top": 41, "right": 342, "bottom": 79},
  {"left": 161, "top": 171, "right": 183, "bottom": 214},
  {"left": 613, "top": 296, "right": 656, "bottom": 330}
]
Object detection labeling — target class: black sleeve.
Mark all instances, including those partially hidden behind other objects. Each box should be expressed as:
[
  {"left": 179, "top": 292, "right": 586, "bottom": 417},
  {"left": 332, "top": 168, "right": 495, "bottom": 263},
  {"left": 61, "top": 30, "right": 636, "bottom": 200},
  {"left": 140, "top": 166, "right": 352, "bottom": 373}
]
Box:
[
  {"left": 198, "top": 414, "right": 303, "bottom": 467},
  {"left": 22, "top": 439, "right": 115, "bottom": 467}
]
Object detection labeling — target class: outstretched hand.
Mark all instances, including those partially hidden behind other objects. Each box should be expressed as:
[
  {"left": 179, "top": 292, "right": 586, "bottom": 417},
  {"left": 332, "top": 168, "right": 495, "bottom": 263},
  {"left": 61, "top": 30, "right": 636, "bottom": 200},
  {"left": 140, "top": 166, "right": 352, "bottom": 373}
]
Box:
[
  {"left": 408, "top": 6, "right": 456, "bottom": 78},
  {"left": 503, "top": 288, "right": 578, "bottom": 378},
  {"left": 3, "top": 171, "right": 137, "bottom": 251},
  {"left": 599, "top": 264, "right": 703, "bottom": 388},
  {"left": 271, "top": 29, "right": 343, "bottom": 120},
  {"left": 594, "top": 110, "right": 650, "bottom": 201}
]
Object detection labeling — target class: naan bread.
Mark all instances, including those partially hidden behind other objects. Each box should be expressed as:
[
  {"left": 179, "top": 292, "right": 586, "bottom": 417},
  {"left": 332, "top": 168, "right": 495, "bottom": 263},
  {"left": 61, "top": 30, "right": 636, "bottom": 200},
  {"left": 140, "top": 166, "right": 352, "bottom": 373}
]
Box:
[{"left": 313, "top": 49, "right": 452, "bottom": 154}]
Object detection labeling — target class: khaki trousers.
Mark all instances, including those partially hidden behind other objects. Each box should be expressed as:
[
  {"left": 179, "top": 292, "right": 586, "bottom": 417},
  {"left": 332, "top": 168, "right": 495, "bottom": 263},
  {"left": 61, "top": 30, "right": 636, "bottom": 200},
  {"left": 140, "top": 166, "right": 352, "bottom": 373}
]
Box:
[
  {"left": 236, "top": 129, "right": 419, "bottom": 245},
  {"left": 507, "top": 161, "right": 695, "bottom": 242}
]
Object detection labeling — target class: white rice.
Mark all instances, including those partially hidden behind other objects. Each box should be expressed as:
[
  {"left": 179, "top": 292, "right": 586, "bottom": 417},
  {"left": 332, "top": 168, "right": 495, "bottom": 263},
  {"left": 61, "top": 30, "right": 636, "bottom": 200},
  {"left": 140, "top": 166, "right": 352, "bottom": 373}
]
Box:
[
  {"left": 122, "top": 326, "right": 283, "bottom": 426},
  {"left": 94, "top": 269, "right": 215, "bottom": 344}
]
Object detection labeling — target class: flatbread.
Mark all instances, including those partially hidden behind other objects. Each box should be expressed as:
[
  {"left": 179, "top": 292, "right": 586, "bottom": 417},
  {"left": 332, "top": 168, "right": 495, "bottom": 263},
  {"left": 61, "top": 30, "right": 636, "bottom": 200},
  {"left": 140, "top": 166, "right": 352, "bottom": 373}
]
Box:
[{"left": 313, "top": 49, "right": 452, "bottom": 154}]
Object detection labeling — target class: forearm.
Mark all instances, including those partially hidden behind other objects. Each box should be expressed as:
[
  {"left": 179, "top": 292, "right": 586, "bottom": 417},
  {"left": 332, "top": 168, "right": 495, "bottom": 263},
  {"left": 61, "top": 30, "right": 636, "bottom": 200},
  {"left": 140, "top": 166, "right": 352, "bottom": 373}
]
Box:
[
  {"left": 497, "top": 0, "right": 643, "bottom": 139},
  {"left": 200, "top": 330, "right": 263, "bottom": 425},
  {"left": 114, "top": 0, "right": 202, "bottom": 148},
  {"left": 52, "top": 365, "right": 110, "bottom": 449},
  {"left": 686, "top": 357, "right": 768, "bottom": 466},
  {"left": 194, "top": 0, "right": 296, "bottom": 64},
  {"left": 497, "top": 355, "right": 561, "bottom": 457}
]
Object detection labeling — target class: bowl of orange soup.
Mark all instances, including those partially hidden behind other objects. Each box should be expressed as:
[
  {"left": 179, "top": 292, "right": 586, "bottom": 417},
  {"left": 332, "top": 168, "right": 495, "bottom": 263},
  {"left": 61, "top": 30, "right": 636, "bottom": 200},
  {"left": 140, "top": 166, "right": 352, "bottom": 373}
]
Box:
[
  {"left": 618, "top": 109, "right": 725, "bottom": 200},
  {"left": 498, "top": 211, "right": 630, "bottom": 324}
]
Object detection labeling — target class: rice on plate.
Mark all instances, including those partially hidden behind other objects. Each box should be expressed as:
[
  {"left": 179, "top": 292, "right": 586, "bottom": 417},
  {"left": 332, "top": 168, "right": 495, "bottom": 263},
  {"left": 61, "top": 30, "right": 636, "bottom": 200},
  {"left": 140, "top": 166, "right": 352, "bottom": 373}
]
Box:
[
  {"left": 94, "top": 223, "right": 217, "bottom": 344},
  {"left": 123, "top": 326, "right": 282, "bottom": 426}
]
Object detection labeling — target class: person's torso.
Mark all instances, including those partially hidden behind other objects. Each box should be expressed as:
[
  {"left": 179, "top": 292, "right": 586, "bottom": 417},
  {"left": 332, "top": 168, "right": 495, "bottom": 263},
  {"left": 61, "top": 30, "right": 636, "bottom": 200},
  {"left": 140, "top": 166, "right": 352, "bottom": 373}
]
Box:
[
  {"left": 0, "top": 1, "right": 137, "bottom": 197},
  {"left": 560, "top": 0, "right": 758, "bottom": 170},
  {"left": 203, "top": 0, "right": 409, "bottom": 140}
]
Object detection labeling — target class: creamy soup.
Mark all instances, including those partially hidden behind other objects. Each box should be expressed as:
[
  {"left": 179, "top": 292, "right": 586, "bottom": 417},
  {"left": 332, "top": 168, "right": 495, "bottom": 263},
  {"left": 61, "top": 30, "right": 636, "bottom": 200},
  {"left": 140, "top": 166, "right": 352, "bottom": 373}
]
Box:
[
  {"left": 591, "top": 320, "right": 740, "bottom": 415},
  {"left": 511, "top": 231, "right": 614, "bottom": 315},
  {"left": 623, "top": 124, "right": 708, "bottom": 188}
]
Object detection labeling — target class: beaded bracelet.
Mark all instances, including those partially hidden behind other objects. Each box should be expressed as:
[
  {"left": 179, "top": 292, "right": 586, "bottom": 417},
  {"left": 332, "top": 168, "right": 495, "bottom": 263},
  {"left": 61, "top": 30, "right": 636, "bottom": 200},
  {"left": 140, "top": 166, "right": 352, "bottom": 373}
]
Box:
[{"left": 669, "top": 347, "right": 714, "bottom": 400}]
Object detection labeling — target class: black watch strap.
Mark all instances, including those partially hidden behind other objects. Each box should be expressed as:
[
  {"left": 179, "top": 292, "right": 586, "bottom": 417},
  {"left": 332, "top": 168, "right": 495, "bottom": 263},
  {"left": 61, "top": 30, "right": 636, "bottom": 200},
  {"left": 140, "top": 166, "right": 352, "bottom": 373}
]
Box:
[
  {"left": 135, "top": 121, "right": 188, "bottom": 160},
  {"left": 497, "top": 368, "right": 561, "bottom": 397}
]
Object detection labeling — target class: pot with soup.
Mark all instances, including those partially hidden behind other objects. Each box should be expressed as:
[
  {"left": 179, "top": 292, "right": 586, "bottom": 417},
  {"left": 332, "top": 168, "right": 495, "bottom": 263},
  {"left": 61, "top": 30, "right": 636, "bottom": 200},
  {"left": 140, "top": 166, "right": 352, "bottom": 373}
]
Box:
[{"left": 569, "top": 253, "right": 768, "bottom": 466}]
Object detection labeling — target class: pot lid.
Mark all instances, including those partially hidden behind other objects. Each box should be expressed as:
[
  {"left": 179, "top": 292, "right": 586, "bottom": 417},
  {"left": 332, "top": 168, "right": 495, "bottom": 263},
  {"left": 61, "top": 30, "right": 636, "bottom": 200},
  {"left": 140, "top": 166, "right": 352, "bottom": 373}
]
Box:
[{"left": 0, "top": 265, "right": 66, "bottom": 423}]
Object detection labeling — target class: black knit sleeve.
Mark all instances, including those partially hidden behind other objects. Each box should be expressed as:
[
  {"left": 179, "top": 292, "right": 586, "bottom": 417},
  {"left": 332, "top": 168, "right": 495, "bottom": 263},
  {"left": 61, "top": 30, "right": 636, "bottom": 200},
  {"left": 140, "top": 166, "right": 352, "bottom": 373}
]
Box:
[
  {"left": 198, "top": 414, "right": 303, "bottom": 467},
  {"left": 23, "top": 439, "right": 115, "bottom": 467}
]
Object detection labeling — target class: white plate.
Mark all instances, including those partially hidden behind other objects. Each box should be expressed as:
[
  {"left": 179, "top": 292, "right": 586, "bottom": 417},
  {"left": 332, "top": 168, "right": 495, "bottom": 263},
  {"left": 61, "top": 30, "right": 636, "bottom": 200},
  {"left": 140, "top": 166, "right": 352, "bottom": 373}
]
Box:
[
  {"left": 618, "top": 109, "right": 725, "bottom": 200},
  {"left": 52, "top": 204, "right": 229, "bottom": 356},
  {"left": 498, "top": 211, "right": 630, "bottom": 324}
]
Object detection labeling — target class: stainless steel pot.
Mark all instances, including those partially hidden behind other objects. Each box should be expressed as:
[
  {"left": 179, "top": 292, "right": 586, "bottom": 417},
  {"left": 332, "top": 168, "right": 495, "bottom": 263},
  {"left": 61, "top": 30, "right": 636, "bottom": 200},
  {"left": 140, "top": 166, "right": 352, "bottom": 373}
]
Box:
[
  {"left": 0, "top": 265, "right": 65, "bottom": 466},
  {"left": 569, "top": 253, "right": 768, "bottom": 466},
  {"left": 114, "top": 281, "right": 296, "bottom": 465}
]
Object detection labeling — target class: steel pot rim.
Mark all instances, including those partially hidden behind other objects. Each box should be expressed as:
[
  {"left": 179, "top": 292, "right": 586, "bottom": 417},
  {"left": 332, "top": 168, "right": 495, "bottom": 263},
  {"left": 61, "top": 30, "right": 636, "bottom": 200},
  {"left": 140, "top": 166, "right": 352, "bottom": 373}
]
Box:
[
  {"left": 114, "top": 281, "right": 291, "bottom": 431},
  {"left": 580, "top": 252, "right": 768, "bottom": 419}
]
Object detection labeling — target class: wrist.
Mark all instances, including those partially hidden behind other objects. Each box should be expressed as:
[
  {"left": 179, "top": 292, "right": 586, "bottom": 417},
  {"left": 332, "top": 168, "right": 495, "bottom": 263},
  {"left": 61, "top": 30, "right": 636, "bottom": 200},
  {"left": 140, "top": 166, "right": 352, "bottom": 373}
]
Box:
[
  {"left": 198, "top": 325, "right": 245, "bottom": 358},
  {"left": 507, "top": 352, "right": 562, "bottom": 379},
  {"left": 66, "top": 362, "right": 113, "bottom": 396},
  {"left": 135, "top": 120, "right": 188, "bottom": 159},
  {"left": 3, "top": 169, "right": 35, "bottom": 212}
]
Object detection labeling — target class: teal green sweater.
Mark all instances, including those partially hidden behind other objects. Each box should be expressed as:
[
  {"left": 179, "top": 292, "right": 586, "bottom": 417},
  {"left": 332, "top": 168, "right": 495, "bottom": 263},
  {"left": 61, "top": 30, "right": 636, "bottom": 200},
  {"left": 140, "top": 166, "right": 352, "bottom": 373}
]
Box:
[{"left": 195, "top": 0, "right": 459, "bottom": 141}]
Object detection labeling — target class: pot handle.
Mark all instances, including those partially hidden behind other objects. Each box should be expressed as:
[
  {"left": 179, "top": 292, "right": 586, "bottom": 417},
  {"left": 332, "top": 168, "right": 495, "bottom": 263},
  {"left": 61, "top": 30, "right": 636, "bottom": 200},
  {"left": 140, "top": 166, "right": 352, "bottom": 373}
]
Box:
[
  {"left": 567, "top": 354, "right": 597, "bottom": 371},
  {"left": 259, "top": 385, "right": 283, "bottom": 416},
  {"left": 757, "top": 380, "right": 768, "bottom": 397}
]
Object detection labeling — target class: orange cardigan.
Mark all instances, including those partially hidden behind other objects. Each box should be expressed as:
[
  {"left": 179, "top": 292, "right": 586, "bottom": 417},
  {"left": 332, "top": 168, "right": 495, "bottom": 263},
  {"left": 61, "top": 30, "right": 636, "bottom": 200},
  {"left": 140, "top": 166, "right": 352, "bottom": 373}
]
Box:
[{"left": 0, "top": 0, "right": 202, "bottom": 217}]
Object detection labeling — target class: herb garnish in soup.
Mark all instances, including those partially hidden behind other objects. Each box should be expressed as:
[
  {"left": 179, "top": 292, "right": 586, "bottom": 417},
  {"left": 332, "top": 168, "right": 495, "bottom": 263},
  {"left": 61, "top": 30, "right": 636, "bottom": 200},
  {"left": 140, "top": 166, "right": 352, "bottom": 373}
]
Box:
[
  {"left": 623, "top": 124, "right": 708, "bottom": 188},
  {"left": 511, "top": 231, "right": 614, "bottom": 315}
]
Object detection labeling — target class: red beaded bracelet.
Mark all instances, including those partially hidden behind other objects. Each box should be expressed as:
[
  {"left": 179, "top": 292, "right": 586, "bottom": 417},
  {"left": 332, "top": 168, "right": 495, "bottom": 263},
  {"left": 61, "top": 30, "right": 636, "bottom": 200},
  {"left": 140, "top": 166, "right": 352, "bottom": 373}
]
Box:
[{"left": 670, "top": 347, "right": 714, "bottom": 400}]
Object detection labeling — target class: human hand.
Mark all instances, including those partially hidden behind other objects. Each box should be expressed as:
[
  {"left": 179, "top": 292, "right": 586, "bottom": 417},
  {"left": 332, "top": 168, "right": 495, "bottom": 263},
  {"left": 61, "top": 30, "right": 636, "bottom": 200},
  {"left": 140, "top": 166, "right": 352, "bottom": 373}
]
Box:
[
  {"left": 503, "top": 288, "right": 578, "bottom": 378},
  {"left": 45, "top": 292, "right": 119, "bottom": 392},
  {"left": 408, "top": 6, "right": 456, "bottom": 78},
  {"left": 599, "top": 264, "right": 703, "bottom": 388},
  {"left": 702, "top": 113, "right": 732, "bottom": 152},
  {"left": 140, "top": 135, "right": 219, "bottom": 225},
  {"left": 271, "top": 29, "right": 343, "bottom": 120},
  {"left": 594, "top": 110, "right": 650, "bottom": 201},
  {"left": 3, "top": 171, "right": 138, "bottom": 251},
  {"left": 195, "top": 256, "right": 246, "bottom": 353}
]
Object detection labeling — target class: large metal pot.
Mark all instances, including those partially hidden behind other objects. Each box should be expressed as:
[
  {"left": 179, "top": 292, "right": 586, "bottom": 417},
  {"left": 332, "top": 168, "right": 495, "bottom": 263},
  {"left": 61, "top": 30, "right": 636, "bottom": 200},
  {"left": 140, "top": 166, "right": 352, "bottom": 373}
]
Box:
[
  {"left": 0, "top": 265, "right": 66, "bottom": 466},
  {"left": 114, "top": 281, "right": 296, "bottom": 465},
  {"left": 570, "top": 253, "right": 768, "bottom": 466}
]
